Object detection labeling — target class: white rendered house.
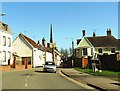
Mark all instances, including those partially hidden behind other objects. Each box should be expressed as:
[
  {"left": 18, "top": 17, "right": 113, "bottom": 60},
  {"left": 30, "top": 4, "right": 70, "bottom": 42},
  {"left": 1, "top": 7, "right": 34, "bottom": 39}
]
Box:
[
  {"left": 0, "top": 21, "right": 13, "bottom": 65},
  {"left": 12, "top": 33, "right": 44, "bottom": 68}
]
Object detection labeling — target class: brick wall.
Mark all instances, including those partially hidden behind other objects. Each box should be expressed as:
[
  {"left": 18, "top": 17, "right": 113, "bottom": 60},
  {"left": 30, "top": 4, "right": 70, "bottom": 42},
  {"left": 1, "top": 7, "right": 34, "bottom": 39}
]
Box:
[
  {"left": 0, "top": 65, "right": 10, "bottom": 71},
  {"left": 98, "top": 54, "right": 120, "bottom": 71},
  {"left": 27, "top": 65, "right": 32, "bottom": 69},
  {"left": 16, "top": 65, "right": 25, "bottom": 70}
]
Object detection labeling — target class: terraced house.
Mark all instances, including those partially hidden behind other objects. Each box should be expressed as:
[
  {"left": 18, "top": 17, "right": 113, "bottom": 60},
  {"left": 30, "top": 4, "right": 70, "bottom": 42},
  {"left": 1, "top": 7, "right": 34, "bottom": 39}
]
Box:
[{"left": 0, "top": 21, "right": 13, "bottom": 65}]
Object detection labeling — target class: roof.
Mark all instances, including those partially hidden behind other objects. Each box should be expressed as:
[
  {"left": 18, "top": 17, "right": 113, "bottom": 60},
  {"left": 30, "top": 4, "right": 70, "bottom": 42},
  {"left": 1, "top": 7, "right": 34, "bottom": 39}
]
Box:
[
  {"left": 0, "top": 21, "right": 12, "bottom": 34},
  {"left": 20, "top": 33, "right": 39, "bottom": 48},
  {"left": 43, "top": 47, "right": 52, "bottom": 53},
  {"left": 118, "top": 39, "right": 120, "bottom": 43},
  {"left": 87, "top": 36, "right": 120, "bottom": 47},
  {"left": 77, "top": 39, "right": 81, "bottom": 45}
]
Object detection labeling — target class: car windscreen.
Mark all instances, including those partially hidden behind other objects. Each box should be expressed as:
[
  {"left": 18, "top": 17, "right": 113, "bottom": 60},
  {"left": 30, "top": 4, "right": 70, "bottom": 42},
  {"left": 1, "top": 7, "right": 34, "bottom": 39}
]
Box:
[{"left": 45, "top": 62, "right": 55, "bottom": 65}]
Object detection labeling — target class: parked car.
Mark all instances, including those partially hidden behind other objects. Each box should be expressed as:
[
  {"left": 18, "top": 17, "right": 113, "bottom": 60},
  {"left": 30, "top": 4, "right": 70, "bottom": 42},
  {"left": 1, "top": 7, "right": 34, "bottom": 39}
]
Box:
[{"left": 43, "top": 61, "right": 56, "bottom": 73}]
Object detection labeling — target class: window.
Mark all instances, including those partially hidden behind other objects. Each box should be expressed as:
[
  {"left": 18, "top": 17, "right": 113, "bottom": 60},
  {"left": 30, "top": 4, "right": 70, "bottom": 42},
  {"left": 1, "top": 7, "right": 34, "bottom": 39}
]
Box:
[
  {"left": 0, "top": 35, "right": 1, "bottom": 45},
  {"left": 3, "top": 51, "right": 6, "bottom": 62},
  {"left": 3, "top": 36, "right": 6, "bottom": 46},
  {"left": 98, "top": 48, "right": 102, "bottom": 53},
  {"left": 111, "top": 48, "right": 115, "bottom": 53},
  {"left": 8, "top": 37, "right": 11, "bottom": 47},
  {"left": 76, "top": 49, "right": 80, "bottom": 57},
  {"left": 91, "top": 48, "right": 93, "bottom": 55},
  {"left": 83, "top": 48, "right": 87, "bottom": 55}
]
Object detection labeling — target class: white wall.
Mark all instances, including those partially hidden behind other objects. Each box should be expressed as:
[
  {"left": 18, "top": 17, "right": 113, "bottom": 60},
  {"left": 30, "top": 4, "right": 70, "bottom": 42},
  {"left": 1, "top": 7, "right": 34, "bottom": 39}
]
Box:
[
  {"left": 56, "top": 55, "right": 61, "bottom": 66},
  {"left": 0, "top": 29, "right": 12, "bottom": 65},
  {"left": 33, "top": 48, "right": 44, "bottom": 67},
  {"left": 12, "top": 35, "right": 32, "bottom": 57},
  {"left": 46, "top": 52, "right": 52, "bottom": 62}
]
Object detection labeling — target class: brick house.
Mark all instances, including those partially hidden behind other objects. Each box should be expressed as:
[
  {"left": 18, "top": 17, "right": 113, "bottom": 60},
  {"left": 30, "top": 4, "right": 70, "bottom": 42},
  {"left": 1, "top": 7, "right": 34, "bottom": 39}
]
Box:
[{"left": 76, "top": 29, "right": 120, "bottom": 68}]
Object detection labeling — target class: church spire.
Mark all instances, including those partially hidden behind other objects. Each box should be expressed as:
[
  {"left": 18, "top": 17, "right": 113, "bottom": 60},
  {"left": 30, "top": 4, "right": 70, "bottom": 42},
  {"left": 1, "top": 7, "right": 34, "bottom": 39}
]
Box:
[{"left": 50, "top": 24, "right": 53, "bottom": 43}]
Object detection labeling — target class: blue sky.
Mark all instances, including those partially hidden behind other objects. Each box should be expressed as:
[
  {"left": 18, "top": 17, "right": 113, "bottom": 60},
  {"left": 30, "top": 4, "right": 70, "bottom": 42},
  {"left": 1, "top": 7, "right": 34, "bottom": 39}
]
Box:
[{"left": 1, "top": 2, "right": 118, "bottom": 50}]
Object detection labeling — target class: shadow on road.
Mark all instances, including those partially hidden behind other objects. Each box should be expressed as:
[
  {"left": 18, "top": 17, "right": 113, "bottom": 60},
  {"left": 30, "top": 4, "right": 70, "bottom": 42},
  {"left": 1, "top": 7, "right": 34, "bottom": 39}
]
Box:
[
  {"left": 35, "top": 70, "right": 54, "bottom": 73},
  {"left": 35, "top": 70, "right": 45, "bottom": 73},
  {"left": 111, "top": 83, "right": 120, "bottom": 86}
]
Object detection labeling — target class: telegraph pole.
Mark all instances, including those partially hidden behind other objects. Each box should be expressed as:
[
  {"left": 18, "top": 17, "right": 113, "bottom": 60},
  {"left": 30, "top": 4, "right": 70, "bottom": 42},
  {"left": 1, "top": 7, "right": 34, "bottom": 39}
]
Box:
[{"left": 72, "top": 38, "right": 74, "bottom": 67}]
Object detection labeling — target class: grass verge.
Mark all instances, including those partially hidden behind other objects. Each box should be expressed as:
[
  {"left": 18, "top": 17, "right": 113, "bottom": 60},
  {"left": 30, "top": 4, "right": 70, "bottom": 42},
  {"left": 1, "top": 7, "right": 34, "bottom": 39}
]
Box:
[{"left": 74, "top": 67, "right": 120, "bottom": 81}]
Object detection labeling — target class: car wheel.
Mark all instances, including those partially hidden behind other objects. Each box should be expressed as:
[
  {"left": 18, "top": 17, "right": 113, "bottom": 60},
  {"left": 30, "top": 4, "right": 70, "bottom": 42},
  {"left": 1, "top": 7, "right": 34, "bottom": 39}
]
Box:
[{"left": 43, "top": 69, "right": 46, "bottom": 72}]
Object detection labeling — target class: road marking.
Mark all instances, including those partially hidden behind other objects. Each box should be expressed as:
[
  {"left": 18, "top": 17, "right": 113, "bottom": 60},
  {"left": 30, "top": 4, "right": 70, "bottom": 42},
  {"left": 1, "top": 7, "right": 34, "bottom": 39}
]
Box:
[
  {"left": 25, "top": 83, "right": 28, "bottom": 87},
  {"left": 25, "top": 74, "right": 30, "bottom": 87},
  {"left": 25, "top": 73, "right": 33, "bottom": 87}
]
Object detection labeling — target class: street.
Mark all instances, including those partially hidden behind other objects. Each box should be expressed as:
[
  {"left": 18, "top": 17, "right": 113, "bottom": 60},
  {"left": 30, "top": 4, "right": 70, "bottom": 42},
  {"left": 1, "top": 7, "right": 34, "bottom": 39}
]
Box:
[{"left": 2, "top": 68, "right": 88, "bottom": 90}]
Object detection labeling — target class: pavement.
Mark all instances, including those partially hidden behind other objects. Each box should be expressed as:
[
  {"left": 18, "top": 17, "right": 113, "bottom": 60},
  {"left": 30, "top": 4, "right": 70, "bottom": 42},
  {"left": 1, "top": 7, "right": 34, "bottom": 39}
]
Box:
[{"left": 61, "top": 68, "right": 120, "bottom": 91}]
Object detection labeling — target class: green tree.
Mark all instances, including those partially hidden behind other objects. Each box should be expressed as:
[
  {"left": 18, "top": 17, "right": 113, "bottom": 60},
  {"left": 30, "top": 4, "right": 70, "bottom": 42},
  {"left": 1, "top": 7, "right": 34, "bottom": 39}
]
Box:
[
  {"left": 69, "top": 47, "right": 73, "bottom": 56},
  {"left": 60, "top": 48, "right": 72, "bottom": 57}
]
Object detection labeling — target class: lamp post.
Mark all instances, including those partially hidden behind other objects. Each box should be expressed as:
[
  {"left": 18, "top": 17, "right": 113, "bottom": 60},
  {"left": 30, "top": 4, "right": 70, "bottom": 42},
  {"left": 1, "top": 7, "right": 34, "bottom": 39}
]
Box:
[{"left": 72, "top": 38, "right": 75, "bottom": 67}]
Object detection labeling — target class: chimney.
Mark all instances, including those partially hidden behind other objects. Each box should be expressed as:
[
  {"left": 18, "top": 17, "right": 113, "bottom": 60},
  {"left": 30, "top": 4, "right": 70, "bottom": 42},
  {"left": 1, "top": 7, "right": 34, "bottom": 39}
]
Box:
[
  {"left": 47, "top": 43, "right": 50, "bottom": 47},
  {"left": 82, "top": 30, "right": 85, "bottom": 37},
  {"left": 42, "top": 37, "right": 46, "bottom": 47},
  {"left": 37, "top": 40, "right": 40, "bottom": 45},
  {"left": 93, "top": 32, "right": 96, "bottom": 37},
  {"left": 107, "top": 28, "right": 112, "bottom": 36}
]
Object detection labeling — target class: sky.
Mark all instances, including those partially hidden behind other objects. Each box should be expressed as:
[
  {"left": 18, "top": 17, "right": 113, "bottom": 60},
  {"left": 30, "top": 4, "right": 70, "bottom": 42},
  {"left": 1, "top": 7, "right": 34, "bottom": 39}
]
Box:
[{"left": 1, "top": 2, "right": 118, "bottom": 50}]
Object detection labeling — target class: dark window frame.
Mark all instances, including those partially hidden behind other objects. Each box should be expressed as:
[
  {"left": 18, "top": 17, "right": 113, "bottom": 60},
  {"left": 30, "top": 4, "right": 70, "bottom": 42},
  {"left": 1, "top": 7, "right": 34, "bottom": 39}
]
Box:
[
  {"left": 83, "top": 48, "right": 87, "bottom": 55},
  {"left": 3, "top": 36, "right": 6, "bottom": 46},
  {"left": 8, "top": 37, "right": 11, "bottom": 47},
  {"left": 98, "top": 48, "right": 102, "bottom": 53},
  {"left": 111, "top": 48, "right": 115, "bottom": 53}
]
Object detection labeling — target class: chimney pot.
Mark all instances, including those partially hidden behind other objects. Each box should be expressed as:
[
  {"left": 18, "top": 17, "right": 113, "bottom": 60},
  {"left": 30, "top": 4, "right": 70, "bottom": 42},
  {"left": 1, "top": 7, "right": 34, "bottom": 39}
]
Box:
[
  {"left": 37, "top": 40, "right": 40, "bottom": 45},
  {"left": 107, "top": 28, "right": 112, "bottom": 36},
  {"left": 93, "top": 32, "right": 96, "bottom": 37},
  {"left": 42, "top": 37, "right": 46, "bottom": 47},
  {"left": 82, "top": 30, "right": 85, "bottom": 37}
]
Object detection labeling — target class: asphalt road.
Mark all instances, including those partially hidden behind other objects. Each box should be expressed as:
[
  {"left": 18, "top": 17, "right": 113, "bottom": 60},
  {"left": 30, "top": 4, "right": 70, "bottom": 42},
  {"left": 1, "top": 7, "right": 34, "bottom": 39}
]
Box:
[{"left": 2, "top": 68, "right": 89, "bottom": 90}]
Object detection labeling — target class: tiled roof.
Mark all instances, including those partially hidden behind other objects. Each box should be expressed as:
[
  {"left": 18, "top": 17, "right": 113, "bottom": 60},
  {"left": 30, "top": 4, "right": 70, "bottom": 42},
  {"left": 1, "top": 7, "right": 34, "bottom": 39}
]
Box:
[
  {"left": 87, "top": 36, "right": 120, "bottom": 47},
  {"left": 43, "top": 47, "right": 52, "bottom": 53},
  {"left": 118, "top": 39, "right": 120, "bottom": 43},
  {"left": 0, "top": 21, "right": 12, "bottom": 34},
  {"left": 21, "top": 33, "right": 39, "bottom": 48}
]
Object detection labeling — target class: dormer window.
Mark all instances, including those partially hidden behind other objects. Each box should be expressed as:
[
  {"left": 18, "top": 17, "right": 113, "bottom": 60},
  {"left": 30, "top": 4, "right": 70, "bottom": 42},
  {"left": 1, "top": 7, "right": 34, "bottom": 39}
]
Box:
[{"left": 2, "top": 23, "right": 8, "bottom": 31}]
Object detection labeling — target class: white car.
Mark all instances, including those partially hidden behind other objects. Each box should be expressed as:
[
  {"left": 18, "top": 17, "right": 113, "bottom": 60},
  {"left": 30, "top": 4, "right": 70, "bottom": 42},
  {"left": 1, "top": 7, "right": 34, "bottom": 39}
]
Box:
[{"left": 43, "top": 61, "right": 56, "bottom": 73}]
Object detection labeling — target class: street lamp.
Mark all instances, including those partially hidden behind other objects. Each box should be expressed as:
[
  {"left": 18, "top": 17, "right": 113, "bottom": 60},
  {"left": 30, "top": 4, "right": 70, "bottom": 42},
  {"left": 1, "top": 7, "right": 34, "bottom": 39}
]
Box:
[
  {"left": 0, "top": 13, "right": 6, "bottom": 16},
  {"left": 72, "top": 38, "right": 75, "bottom": 67},
  {"left": 0, "top": 13, "right": 6, "bottom": 21}
]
